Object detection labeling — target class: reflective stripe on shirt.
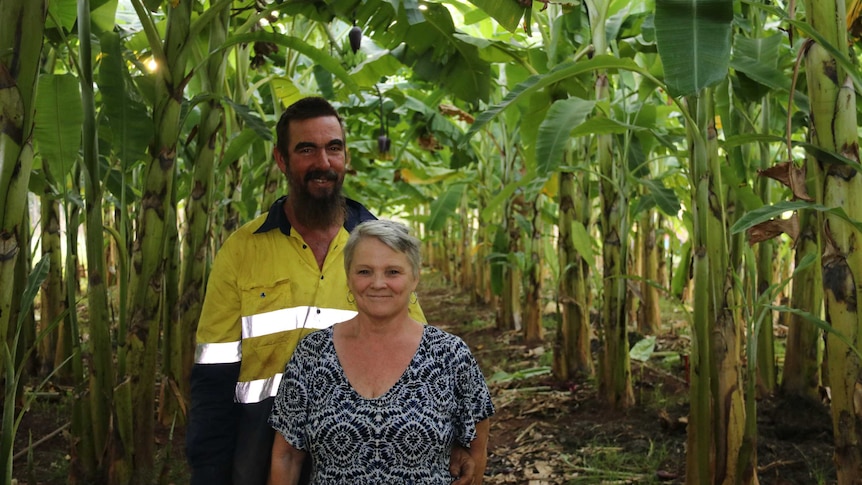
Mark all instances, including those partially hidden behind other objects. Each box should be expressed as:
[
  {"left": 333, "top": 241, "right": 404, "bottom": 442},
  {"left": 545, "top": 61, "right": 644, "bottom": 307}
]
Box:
[
  {"left": 236, "top": 373, "right": 283, "bottom": 404},
  {"left": 195, "top": 341, "right": 242, "bottom": 364},
  {"left": 240, "top": 306, "right": 357, "bottom": 339}
]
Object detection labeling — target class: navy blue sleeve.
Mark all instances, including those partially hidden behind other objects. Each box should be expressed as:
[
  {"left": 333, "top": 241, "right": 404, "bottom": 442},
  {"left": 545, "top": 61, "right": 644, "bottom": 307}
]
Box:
[{"left": 187, "top": 362, "right": 241, "bottom": 485}]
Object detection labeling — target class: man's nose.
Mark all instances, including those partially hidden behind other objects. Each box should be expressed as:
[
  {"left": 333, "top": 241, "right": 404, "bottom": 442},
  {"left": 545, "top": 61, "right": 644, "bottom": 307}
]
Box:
[{"left": 312, "top": 149, "right": 331, "bottom": 168}]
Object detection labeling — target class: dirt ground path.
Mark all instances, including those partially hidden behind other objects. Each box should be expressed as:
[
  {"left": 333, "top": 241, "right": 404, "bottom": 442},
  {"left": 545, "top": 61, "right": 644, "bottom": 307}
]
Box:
[
  {"left": 419, "top": 272, "right": 835, "bottom": 485},
  {"left": 12, "top": 271, "right": 837, "bottom": 484}
]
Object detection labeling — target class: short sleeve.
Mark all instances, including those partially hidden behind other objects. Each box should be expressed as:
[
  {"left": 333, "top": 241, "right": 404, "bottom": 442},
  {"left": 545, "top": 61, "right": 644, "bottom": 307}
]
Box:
[
  {"left": 451, "top": 338, "right": 495, "bottom": 447},
  {"left": 268, "top": 334, "right": 320, "bottom": 450}
]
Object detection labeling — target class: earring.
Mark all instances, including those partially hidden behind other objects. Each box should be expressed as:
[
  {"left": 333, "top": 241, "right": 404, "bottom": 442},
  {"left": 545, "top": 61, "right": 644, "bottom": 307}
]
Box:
[
  {"left": 410, "top": 292, "right": 418, "bottom": 304},
  {"left": 347, "top": 291, "right": 355, "bottom": 304}
]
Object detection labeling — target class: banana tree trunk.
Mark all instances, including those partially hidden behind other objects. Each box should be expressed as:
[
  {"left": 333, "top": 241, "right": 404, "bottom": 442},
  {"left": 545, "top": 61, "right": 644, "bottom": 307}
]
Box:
[
  {"left": 499, "top": 201, "right": 522, "bottom": 331},
  {"left": 221, "top": 156, "right": 242, "bottom": 241},
  {"left": 77, "top": 1, "right": 115, "bottom": 477},
  {"left": 39, "top": 169, "right": 67, "bottom": 378},
  {"left": 596, "top": 70, "right": 633, "bottom": 408},
  {"left": 523, "top": 196, "right": 543, "bottom": 343},
  {"left": 803, "top": 2, "right": 862, "bottom": 481},
  {"left": 555, "top": 167, "right": 594, "bottom": 380},
  {"left": 685, "top": 92, "right": 754, "bottom": 485},
  {"left": 172, "top": 3, "right": 230, "bottom": 420},
  {"left": 441, "top": 225, "right": 453, "bottom": 282},
  {"left": 475, "top": 161, "right": 492, "bottom": 304},
  {"left": 686, "top": 94, "right": 714, "bottom": 485},
  {"left": 123, "top": 1, "right": 191, "bottom": 482},
  {"left": 755, "top": 99, "right": 777, "bottom": 395},
  {"left": 639, "top": 211, "right": 661, "bottom": 335},
  {"left": 0, "top": 0, "right": 47, "bottom": 382},
  {"left": 160, "top": 184, "right": 179, "bottom": 425},
  {"left": 459, "top": 195, "right": 474, "bottom": 292},
  {"left": 781, "top": 161, "right": 822, "bottom": 399},
  {"left": 220, "top": 41, "right": 249, "bottom": 243},
  {"left": 14, "top": 206, "right": 35, "bottom": 376},
  {"left": 588, "top": 0, "right": 633, "bottom": 408},
  {"left": 63, "top": 171, "right": 99, "bottom": 481}
]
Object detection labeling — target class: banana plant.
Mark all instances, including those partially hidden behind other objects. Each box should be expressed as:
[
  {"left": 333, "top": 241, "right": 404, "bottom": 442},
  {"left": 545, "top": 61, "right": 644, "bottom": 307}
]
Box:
[
  {"left": 733, "top": 1, "right": 862, "bottom": 480},
  {"left": 0, "top": 0, "right": 48, "bottom": 385},
  {"left": 167, "top": 0, "right": 231, "bottom": 427},
  {"left": 801, "top": 1, "right": 862, "bottom": 481},
  {"left": 1, "top": 257, "right": 49, "bottom": 484},
  {"left": 654, "top": 0, "right": 751, "bottom": 483}
]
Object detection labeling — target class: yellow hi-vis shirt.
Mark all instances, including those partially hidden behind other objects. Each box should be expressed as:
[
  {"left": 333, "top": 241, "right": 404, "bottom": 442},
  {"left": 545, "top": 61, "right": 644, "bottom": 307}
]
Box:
[{"left": 194, "top": 199, "right": 426, "bottom": 405}]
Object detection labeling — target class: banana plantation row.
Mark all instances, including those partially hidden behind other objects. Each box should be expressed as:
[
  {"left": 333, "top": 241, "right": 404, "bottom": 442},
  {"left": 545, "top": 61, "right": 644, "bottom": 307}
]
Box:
[{"left": 2, "top": 0, "right": 861, "bottom": 484}]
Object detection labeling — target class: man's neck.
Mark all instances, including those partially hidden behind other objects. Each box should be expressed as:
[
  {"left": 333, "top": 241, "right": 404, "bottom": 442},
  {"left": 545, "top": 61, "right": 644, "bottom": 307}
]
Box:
[{"left": 283, "top": 199, "right": 344, "bottom": 268}]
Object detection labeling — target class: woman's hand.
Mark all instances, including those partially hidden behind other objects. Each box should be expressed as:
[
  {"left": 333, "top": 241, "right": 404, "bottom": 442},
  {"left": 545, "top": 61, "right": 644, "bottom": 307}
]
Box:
[
  {"left": 449, "top": 444, "right": 475, "bottom": 485},
  {"left": 451, "top": 419, "right": 491, "bottom": 485},
  {"left": 268, "top": 433, "right": 307, "bottom": 485}
]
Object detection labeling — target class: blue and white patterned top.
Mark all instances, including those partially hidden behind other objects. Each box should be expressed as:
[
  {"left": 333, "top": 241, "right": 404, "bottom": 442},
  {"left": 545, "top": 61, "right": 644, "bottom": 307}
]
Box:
[{"left": 269, "top": 325, "right": 495, "bottom": 484}]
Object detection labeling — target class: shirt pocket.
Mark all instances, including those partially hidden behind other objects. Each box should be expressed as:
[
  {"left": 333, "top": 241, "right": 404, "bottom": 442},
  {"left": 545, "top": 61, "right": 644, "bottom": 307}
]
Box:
[{"left": 240, "top": 279, "right": 293, "bottom": 321}]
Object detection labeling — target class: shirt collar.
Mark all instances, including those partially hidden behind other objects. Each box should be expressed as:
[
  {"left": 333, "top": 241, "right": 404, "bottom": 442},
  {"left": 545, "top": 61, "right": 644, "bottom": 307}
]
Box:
[{"left": 253, "top": 196, "right": 374, "bottom": 236}]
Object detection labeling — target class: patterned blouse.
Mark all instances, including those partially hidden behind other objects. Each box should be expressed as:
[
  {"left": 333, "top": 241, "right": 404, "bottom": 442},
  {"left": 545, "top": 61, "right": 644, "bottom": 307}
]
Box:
[{"left": 269, "top": 325, "right": 495, "bottom": 484}]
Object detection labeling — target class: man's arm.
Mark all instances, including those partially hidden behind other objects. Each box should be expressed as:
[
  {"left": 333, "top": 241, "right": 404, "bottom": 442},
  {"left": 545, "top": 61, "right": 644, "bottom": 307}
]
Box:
[
  {"left": 187, "top": 362, "right": 241, "bottom": 485},
  {"left": 269, "top": 433, "right": 307, "bottom": 485},
  {"left": 186, "top": 237, "right": 245, "bottom": 485}
]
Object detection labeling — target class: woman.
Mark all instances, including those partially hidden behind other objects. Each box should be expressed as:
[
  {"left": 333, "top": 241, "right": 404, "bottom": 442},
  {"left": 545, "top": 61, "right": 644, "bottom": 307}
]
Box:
[{"left": 269, "top": 219, "right": 494, "bottom": 484}]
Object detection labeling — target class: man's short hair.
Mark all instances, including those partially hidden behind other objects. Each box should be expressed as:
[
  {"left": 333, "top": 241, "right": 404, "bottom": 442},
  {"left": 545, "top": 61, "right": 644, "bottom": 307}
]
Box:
[{"left": 275, "top": 97, "right": 344, "bottom": 158}]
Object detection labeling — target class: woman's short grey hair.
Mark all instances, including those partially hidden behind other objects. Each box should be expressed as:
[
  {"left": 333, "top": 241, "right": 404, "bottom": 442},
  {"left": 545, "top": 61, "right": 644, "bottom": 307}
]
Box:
[{"left": 344, "top": 219, "right": 421, "bottom": 278}]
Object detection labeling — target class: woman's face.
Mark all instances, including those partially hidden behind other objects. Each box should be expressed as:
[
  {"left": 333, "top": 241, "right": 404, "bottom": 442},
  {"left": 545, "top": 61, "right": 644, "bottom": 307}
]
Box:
[{"left": 347, "top": 237, "right": 418, "bottom": 320}]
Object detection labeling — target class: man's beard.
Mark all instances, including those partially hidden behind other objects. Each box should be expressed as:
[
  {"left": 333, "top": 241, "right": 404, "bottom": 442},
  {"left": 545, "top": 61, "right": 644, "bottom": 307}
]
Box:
[{"left": 287, "top": 169, "right": 346, "bottom": 230}]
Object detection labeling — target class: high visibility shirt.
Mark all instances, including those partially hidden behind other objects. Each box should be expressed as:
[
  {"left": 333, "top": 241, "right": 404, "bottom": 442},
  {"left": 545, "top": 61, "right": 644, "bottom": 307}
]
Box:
[{"left": 187, "top": 196, "right": 426, "bottom": 485}]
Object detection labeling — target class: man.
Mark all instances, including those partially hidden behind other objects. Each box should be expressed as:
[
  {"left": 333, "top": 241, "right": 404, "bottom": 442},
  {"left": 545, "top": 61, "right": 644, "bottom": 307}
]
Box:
[{"left": 186, "top": 97, "right": 476, "bottom": 485}]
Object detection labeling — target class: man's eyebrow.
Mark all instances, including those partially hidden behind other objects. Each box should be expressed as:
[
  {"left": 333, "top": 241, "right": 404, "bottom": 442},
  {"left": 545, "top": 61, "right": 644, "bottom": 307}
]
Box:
[{"left": 292, "top": 139, "right": 344, "bottom": 151}]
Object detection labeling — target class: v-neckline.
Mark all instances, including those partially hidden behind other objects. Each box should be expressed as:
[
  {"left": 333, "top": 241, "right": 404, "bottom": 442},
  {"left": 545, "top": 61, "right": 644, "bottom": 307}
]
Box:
[{"left": 331, "top": 325, "right": 427, "bottom": 401}]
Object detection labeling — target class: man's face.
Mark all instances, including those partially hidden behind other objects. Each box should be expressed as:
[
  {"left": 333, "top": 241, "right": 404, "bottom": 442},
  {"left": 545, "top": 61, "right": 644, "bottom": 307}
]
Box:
[{"left": 275, "top": 115, "right": 347, "bottom": 201}]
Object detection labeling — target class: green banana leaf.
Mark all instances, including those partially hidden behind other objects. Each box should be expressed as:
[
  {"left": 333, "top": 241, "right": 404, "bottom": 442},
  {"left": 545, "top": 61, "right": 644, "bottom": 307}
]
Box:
[
  {"left": 535, "top": 97, "right": 596, "bottom": 176},
  {"left": 33, "top": 75, "right": 83, "bottom": 181},
  {"left": 654, "top": 0, "right": 733, "bottom": 97},
  {"left": 466, "top": 0, "right": 527, "bottom": 33},
  {"left": 731, "top": 200, "right": 862, "bottom": 235},
  {"left": 462, "top": 55, "right": 655, "bottom": 144},
  {"left": 98, "top": 32, "right": 153, "bottom": 172},
  {"left": 221, "top": 31, "right": 363, "bottom": 96},
  {"left": 426, "top": 183, "right": 467, "bottom": 231}
]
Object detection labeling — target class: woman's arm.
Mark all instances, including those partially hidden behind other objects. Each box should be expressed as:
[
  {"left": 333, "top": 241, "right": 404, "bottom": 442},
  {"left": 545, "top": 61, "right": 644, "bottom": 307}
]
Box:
[
  {"left": 451, "top": 418, "right": 490, "bottom": 485},
  {"left": 469, "top": 419, "right": 490, "bottom": 485},
  {"left": 268, "top": 433, "right": 307, "bottom": 485},
  {"left": 449, "top": 445, "right": 474, "bottom": 485}
]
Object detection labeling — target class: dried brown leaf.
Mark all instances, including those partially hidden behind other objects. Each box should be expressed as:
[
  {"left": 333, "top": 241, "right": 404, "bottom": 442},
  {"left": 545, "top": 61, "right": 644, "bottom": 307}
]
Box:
[
  {"left": 758, "top": 161, "right": 813, "bottom": 201},
  {"left": 439, "top": 103, "right": 475, "bottom": 123},
  {"left": 747, "top": 213, "right": 799, "bottom": 245}
]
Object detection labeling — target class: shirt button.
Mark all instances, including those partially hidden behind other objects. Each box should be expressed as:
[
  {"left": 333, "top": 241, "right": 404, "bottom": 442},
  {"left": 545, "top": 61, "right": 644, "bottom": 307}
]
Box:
[
  {"left": 316, "top": 309, "right": 321, "bottom": 314},
  {"left": 320, "top": 275, "right": 324, "bottom": 280},
  {"left": 302, "top": 244, "right": 307, "bottom": 249}
]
